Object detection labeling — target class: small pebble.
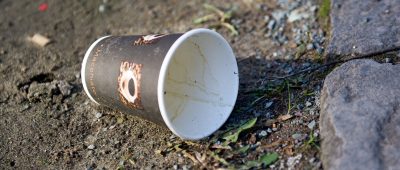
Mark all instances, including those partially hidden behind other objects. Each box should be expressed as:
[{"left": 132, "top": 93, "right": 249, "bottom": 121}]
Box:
[
  {"left": 264, "top": 15, "right": 270, "bottom": 22},
  {"left": 306, "top": 43, "right": 314, "bottom": 50},
  {"left": 385, "top": 58, "right": 391, "bottom": 63},
  {"left": 294, "top": 111, "right": 302, "bottom": 117},
  {"left": 309, "top": 109, "right": 315, "bottom": 115},
  {"left": 265, "top": 101, "right": 274, "bottom": 108},
  {"left": 259, "top": 130, "right": 268, "bottom": 137},
  {"left": 267, "top": 128, "right": 272, "bottom": 133},
  {"left": 75, "top": 72, "right": 81, "bottom": 79},
  {"left": 99, "top": 4, "right": 106, "bottom": 13},
  {"left": 305, "top": 101, "right": 312, "bottom": 107},
  {"left": 173, "top": 164, "right": 178, "bottom": 170},
  {"left": 88, "top": 144, "right": 95, "bottom": 150},
  {"left": 272, "top": 127, "right": 278, "bottom": 131},
  {"left": 95, "top": 112, "right": 103, "bottom": 119},
  {"left": 309, "top": 157, "right": 315, "bottom": 164},
  {"left": 316, "top": 47, "right": 324, "bottom": 54},
  {"left": 307, "top": 120, "right": 316, "bottom": 130},
  {"left": 287, "top": 154, "right": 302, "bottom": 168},
  {"left": 292, "top": 133, "right": 302, "bottom": 140},
  {"left": 267, "top": 20, "right": 276, "bottom": 30}
]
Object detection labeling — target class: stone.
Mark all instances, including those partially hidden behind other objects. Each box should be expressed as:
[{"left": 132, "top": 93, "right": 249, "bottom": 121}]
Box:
[
  {"left": 87, "top": 144, "right": 95, "bottom": 150},
  {"left": 27, "top": 82, "right": 57, "bottom": 101},
  {"left": 259, "top": 130, "right": 268, "bottom": 137},
  {"left": 57, "top": 80, "right": 73, "bottom": 96},
  {"left": 307, "top": 120, "right": 316, "bottom": 130},
  {"left": 305, "top": 101, "right": 312, "bottom": 107},
  {"left": 287, "top": 154, "right": 302, "bottom": 169},
  {"left": 291, "top": 133, "right": 302, "bottom": 140},
  {"left": 265, "top": 101, "right": 274, "bottom": 109},
  {"left": 95, "top": 112, "right": 103, "bottom": 119},
  {"left": 327, "top": 0, "right": 400, "bottom": 58},
  {"left": 287, "top": 7, "right": 310, "bottom": 23},
  {"left": 320, "top": 59, "right": 400, "bottom": 170}
]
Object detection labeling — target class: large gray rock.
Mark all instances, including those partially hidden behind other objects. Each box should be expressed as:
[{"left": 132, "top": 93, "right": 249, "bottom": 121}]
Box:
[
  {"left": 320, "top": 59, "right": 400, "bottom": 170},
  {"left": 327, "top": 0, "right": 400, "bottom": 58}
]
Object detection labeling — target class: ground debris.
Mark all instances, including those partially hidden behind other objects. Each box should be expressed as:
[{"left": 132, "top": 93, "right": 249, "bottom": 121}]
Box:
[
  {"left": 28, "top": 33, "right": 51, "bottom": 47},
  {"left": 278, "top": 114, "right": 293, "bottom": 121}
]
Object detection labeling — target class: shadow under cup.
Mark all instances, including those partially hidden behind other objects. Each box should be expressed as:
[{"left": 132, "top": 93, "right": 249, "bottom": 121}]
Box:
[{"left": 82, "top": 28, "right": 238, "bottom": 140}]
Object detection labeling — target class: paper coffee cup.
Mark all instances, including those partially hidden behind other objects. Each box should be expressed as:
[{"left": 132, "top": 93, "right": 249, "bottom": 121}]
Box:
[{"left": 81, "top": 28, "right": 239, "bottom": 139}]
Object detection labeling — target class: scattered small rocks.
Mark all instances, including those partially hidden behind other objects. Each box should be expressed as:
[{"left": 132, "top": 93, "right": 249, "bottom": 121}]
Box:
[
  {"left": 287, "top": 154, "right": 302, "bottom": 170},
  {"left": 27, "top": 81, "right": 57, "bottom": 101}
]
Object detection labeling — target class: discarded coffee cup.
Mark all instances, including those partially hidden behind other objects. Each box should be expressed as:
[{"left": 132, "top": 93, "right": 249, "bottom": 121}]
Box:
[{"left": 81, "top": 28, "right": 239, "bottom": 139}]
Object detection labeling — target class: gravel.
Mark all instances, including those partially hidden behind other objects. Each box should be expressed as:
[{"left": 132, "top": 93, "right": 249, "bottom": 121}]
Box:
[{"left": 287, "top": 154, "right": 302, "bottom": 170}]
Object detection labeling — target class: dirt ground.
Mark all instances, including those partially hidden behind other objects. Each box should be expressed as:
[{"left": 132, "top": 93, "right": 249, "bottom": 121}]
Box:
[{"left": 0, "top": 0, "right": 326, "bottom": 169}]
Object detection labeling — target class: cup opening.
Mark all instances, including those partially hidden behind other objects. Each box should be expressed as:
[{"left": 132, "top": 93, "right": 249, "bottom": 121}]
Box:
[{"left": 158, "top": 28, "right": 239, "bottom": 140}]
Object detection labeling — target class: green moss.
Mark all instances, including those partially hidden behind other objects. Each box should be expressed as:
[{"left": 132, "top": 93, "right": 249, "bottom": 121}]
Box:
[
  {"left": 318, "top": 0, "right": 331, "bottom": 19},
  {"left": 318, "top": 0, "right": 331, "bottom": 32}
]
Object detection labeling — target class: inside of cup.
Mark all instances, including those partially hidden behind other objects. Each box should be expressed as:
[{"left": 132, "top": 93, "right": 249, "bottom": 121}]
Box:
[{"left": 158, "top": 29, "right": 239, "bottom": 140}]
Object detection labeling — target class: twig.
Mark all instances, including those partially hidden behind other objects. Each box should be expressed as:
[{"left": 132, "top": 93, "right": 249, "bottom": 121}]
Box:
[
  {"left": 265, "top": 46, "right": 400, "bottom": 80},
  {"left": 203, "top": 3, "right": 225, "bottom": 17},
  {"left": 286, "top": 81, "right": 291, "bottom": 115}
]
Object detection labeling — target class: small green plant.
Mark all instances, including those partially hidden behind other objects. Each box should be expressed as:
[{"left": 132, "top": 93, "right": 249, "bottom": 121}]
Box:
[
  {"left": 243, "top": 152, "right": 279, "bottom": 169},
  {"left": 318, "top": 0, "right": 331, "bottom": 31},
  {"left": 222, "top": 117, "right": 257, "bottom": 145},
  {"left": 194, "top": 3, "right": 239, "bottom": 36},
  {"left": 301, "top": 131, "right": 320, "bottom": 152},
  {"left": 318, "top": 0, "right": 330, "bottom": 19},
  {"left": 286, "top": 81, "right": 293, "bottom": 115}
]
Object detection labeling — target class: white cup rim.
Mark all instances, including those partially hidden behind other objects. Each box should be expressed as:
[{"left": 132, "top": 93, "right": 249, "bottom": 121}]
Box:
[{"left": 157, "top": 28, "right": 239, "bottom": 140}]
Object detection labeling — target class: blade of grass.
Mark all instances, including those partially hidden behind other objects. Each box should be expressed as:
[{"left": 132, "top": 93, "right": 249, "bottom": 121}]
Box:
[
  {"left": 203, "top": 3, "right": 225, "bottom": 17},
  {"left": 193, "top": 14, "right": 217, "bottom": 24}
]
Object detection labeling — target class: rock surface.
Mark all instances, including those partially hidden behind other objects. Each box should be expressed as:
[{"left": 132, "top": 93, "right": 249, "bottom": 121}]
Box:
[
  {"left": 320, "top": 59, "right": 400, "bottom": 170},
  {"left": 327, "top": 0, "right": 400, "bottom": 57}
]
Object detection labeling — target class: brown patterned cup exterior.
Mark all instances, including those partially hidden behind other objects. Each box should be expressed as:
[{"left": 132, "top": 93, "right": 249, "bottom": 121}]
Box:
[{"left": 82, "top": 34, "right": 182, "bottom": 125}]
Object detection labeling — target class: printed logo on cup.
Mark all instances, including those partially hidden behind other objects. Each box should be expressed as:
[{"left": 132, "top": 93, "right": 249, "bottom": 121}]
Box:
[
  {"left": 133, "top": 34, "right": 166, "bottom": 45},
  {"left": 118, "top": 61, "right": 143, "bottom": 109}
]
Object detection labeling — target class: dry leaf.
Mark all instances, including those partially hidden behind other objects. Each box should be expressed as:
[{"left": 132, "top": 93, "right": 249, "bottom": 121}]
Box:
[{"left": 278, "top": 114, "right": 293, "bottom": 121}]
